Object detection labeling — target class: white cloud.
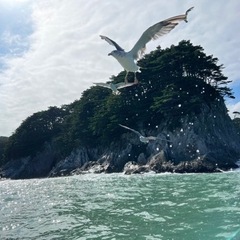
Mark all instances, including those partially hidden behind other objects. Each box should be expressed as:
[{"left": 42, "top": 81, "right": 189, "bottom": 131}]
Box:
[
  {"left": 227, "top": 102, "right": 240, "bottom": 119},
  {"left": 0, "top": 0, "right": 240, "bottom": 136},
  {"left": 1, "top": 31, "right": 21, "bottom": 46}
]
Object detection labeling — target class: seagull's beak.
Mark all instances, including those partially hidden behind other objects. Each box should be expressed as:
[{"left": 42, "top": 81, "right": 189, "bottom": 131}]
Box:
[{"left": 108, "top": 52, "right": 112, "bottom": 56}]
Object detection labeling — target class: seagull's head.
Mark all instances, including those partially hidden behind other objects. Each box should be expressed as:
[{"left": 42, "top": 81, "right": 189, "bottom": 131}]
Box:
[
  {"left": 108, "top": 50, "right": 123, "bottom": 58},
  {"left": 108, "top": 50, "right": 116, "bottom": 57},
  {"left": 139, "top": 136, "right": 149, "bottom": 144}
]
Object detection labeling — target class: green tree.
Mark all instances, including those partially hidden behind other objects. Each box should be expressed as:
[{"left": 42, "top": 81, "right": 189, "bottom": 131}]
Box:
[
  {"left": 3, "top": 41, "right": 235, "bottom": 162},
  {"left": 138, "top": 40, "right": 233, "bottom": 98},
  {"left": 5, "top": 106, "right": 69, "bottom": 160},
  {"left": 233, "top": 117, "right": 240, "bottom": 136},
  {"left": 0, "top": 137, "right": 8, "bottom": 166}
]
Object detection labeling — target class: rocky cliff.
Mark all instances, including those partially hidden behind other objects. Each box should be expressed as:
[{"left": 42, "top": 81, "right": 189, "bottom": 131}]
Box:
[{"left": 1, "top": 99, "right": 240, "bottom": 179}]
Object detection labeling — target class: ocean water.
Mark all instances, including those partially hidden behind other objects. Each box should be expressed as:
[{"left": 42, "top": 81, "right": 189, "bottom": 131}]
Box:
[{"left": 0, "top": 172, "right": 240, "bottom": 240}]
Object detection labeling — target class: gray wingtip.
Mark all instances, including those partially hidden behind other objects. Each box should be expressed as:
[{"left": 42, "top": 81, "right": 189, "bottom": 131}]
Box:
[{"left": 185, "top": 7, "right": 194, "bottom": 22}]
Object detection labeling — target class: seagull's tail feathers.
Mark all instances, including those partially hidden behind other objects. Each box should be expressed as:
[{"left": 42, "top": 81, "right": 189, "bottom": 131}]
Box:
[{"left": 113, "top": 90, "right": 121, "bottom": 95}]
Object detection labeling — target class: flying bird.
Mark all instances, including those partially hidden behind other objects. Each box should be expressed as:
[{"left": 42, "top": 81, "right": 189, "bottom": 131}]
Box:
[
  {"left": 94, "top": 81, "right": 137, "bottom": 95},
  {"left": 100, "top": 7, "right": 194, "bottom": 83},
  {"left": 119, "top": 124, "right": 170, "bottom": 144}
]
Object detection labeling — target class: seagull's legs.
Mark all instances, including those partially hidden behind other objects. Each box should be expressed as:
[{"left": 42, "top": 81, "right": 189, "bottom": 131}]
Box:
[
  {"left": 124, "top": 71, "right": 129, "bottom": 84},
  {"left": 134, "top": 72, "right": 138, "bottom": 84},
  {"left": 125, "top": 71, "right": 138, "bottom": 84}
]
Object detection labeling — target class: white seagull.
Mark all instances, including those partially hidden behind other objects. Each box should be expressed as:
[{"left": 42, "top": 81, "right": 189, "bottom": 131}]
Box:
[
  {"left": 94, "top": 81, "right": 137, "bottom": 95},
  {"left": 100, "top": 7, "right": 194, "bottom": 83},
  {"left": 119, "top": 124, "right": 170, "bottom": 144}
]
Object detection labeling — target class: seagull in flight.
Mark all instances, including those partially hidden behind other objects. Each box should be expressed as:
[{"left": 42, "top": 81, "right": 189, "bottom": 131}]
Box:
[
  {"left": 119, "top": 124, "right": 171, "bottom": 144},
  {"left": 100, "top": 7, "right": 194, "bottom": 83},
  {"left": 94, "top": 81, "right": 137, "bottom": 95}
]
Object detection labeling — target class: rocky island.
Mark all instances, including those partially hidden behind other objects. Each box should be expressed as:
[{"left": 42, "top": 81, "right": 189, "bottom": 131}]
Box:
[{"left": 1, "top": 41, "right": 240, "bottom": 179}]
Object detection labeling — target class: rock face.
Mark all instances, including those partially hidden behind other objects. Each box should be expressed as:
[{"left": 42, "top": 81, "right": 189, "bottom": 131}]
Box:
[
  {"left": 0, "top": 143, "right": 55, "bottom": 179},
  {"left": 1, "top": 100, "right": 240, "bottom": 179},
  {"left": 49, "top": 143, "right": 133, "bottom": 177},
  {"left": 121, "top": 100, "right": 240, "bottom": 174},
  {"left": 49, "top": 147, "right": 90, "bottom": 177}
]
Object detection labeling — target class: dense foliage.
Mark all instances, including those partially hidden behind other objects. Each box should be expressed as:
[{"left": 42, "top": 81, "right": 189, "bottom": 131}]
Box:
[
  {"left": 4, "top": 107, "right": 70, "bottom": 160},
  {"left": 233, "top": 118, "right": 240, "bottom": 136},
  {"left": 0, "top": 137, "right": 8, "bottom": 166},
  {"left": 1, "top": 40, "right": 234, "bottom": 164}
]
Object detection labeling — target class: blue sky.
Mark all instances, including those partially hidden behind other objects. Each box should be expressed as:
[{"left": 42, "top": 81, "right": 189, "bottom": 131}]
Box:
[
  {"left": 0, "top": 0, "right": 240, "bottom": 136},
  {"left": 0, "top": 1, "right": 32, "bottom": 68}
]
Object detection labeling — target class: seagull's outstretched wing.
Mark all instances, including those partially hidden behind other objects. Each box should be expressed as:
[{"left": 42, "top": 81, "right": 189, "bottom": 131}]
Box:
[
  {"left": 119, "top": 124, "right": 142, "bottom": 137},
  {"left": 147, "top": 136, "right": 172, "bottom": 142},
  {"left": 115, "top": 82, "right": 137, "bottom": 89},
  {"left": 100, "top": 35, "right": 124, "bottom": 51},
  {"left": 146, "top": 136, "right": 158, "bottom": 141},
  {"left": 129, "top": 7, "right": 194, "bottom": 60},
  {"left": 94, "top": 82, "right": 111, "bottom": 89}
]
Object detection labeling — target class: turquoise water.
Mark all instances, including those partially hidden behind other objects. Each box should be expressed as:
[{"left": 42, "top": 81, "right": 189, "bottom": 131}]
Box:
[{"left": 0, "top": 172, "right": 240, "bottom": 240}]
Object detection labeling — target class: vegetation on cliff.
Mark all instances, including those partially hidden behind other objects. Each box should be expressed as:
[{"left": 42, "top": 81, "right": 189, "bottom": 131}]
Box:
[
  {"left": 0, "top": 137, "right": 8, "bottom": 166},
  {"left": 233, "top": 116, "right": 240, "bottom": 136},
  {"left": 1, "top": 40, "right": 235, "bottom": 166}
]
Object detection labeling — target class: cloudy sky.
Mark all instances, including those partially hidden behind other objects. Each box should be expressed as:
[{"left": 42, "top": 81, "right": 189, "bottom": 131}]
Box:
[{"left": 0, "top": 0, "right": 239, "bottom": 136}]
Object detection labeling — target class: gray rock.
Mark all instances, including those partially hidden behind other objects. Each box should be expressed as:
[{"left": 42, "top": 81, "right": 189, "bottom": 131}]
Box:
[
  {"left": 0, "top": 143, "right": 54, "bottom": 179},
  {"left": 123, "top": 161, "right": 150, "bottom": 174},
  {"left": 137, "top": 153, "right": 147, "bottom": 165},
  {"left": 1, "top": 99, "right": 240, "bottom": 179},
  {"left": 49, "top": 147, "right": 89, "bottom": 177}
]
